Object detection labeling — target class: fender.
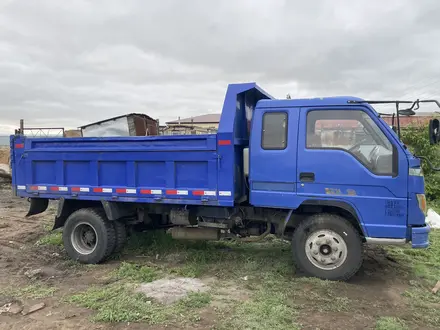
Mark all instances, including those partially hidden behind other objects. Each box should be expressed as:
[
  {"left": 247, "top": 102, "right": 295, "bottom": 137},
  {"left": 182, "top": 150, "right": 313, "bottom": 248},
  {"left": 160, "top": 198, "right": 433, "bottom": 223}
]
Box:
[
  {"left": 53, "top": 198, "right": 73, "bottom": 230},
  {"left": 300, "top": 199, "right": 367, "bottom": 236},
  {"left": 101, "top": 201, "right": 136, "bottom": 221},
  {"left": 52, "top": 199, "right": 136, "bottom": 230}
]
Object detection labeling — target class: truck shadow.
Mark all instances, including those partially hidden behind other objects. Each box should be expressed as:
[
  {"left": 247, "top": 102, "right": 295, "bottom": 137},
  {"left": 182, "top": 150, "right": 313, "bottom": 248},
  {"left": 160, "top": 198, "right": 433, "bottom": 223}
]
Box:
[{"left": 349, "top": 246, "right": 411, "bottom": 285}]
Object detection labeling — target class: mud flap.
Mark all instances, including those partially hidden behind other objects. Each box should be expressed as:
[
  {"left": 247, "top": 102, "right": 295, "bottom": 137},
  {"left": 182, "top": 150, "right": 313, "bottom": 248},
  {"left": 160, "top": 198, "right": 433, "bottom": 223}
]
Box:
[
  {"left": 53, "top": 198, "right": 70, "bottom": 230},
  {"left": 26, "top": 198, "right": 49, "bottom": 217}
]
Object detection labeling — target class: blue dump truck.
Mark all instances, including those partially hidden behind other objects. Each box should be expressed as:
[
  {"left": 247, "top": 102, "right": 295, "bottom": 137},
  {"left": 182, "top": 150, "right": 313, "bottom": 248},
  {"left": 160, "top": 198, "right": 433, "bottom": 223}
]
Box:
[{"left": 9, "top": 83, "right": 440, "bottom": 281}]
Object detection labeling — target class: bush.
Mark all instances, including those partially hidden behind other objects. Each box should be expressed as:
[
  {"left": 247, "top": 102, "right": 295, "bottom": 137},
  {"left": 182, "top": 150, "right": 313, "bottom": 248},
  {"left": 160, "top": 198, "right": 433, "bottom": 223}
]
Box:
[{"left": 401, "top": 125, "right": 440, "bottom": 201}]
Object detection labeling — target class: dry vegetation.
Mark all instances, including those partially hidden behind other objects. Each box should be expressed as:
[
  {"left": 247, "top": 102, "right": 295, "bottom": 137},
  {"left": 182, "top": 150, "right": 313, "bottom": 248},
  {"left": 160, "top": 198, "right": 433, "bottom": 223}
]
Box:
[{"left": 0, "top": 147, "right": 9, "bottom": 165}]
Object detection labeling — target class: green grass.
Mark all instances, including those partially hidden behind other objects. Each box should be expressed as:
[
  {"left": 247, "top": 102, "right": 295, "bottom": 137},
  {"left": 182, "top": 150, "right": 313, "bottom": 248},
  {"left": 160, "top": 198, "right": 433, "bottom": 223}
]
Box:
[
  {"left": 36, "top": 230, "right": 63, "bottom": 247},
  {"left": 112, "top": 262, "right": 158, "bottom": 283},
  {"left": 68, "top": 254, "right": 212, "bottom": 324},
  {"left": 65, "top": 229, "right": 440, "bottom": 328},
  {"left": 376, "top": 317, "right": 408, "bottom": 330},
  {"left": 67, "top": 283, "right": 211, "bottom": 323},
  {"left": 19, "top": 284, "right": 58, "bottom": 299},
  {"left": 177, "top": 292, "right": 211, "bottom": 308},
  {"left": 218, "top": 289, "right": 298, "bottom": 330},
  {"left": 67, "top": 230, "right": 297, "bottom": 325},
  {"left": 386, "top": 230, "right": 440, "bottom": 283},
  {"left": 123, "top": 230, "right": 294, "bottom": 280},
  {"left": 1, "top": 284, "right": 57, "bottom": 299},
  {"left": 429, "top": 200, "right": 440, "bottom": 215},
  {"left": 385, "top": 229, "right": 440, "bottom": 327},
  {"left": 68, "top": 284, "right": 166, "bottom": 323},
  {"left": 288, "top": 277, "right": 352, "bottom": 313}
]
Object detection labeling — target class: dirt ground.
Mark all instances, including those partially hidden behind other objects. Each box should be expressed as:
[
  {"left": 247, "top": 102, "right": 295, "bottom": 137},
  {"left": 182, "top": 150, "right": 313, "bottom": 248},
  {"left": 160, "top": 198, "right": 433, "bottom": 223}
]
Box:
[
  {"left": 0, "top": 147, "right": 9, "bottom": 166},
  {"left": 0, "top": 179, "right": 438, "bottom": 330}
]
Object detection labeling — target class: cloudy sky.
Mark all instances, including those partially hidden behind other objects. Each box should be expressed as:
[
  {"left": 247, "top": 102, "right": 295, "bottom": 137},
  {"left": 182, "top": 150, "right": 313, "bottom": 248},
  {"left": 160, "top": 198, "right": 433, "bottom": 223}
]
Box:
[{"left": 0, "top": 0, "right": 439, "bottom": 134}]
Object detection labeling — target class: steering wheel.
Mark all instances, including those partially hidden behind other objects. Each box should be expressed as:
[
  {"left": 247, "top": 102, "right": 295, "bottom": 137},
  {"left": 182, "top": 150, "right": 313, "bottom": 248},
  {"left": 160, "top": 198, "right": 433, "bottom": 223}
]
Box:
[{"left": 348, "top": 138, "right": 367, "bottom": 152}]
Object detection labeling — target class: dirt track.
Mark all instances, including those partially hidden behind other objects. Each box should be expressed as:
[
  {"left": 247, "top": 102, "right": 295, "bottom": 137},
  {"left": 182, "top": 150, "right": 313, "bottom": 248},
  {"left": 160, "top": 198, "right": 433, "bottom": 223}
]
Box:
[{"left": 0, "top": 179, "right": 437, "bottom": 329}]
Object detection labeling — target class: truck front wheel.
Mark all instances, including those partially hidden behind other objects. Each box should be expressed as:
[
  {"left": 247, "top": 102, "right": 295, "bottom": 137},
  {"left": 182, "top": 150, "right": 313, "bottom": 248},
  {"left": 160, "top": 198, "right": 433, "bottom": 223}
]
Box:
[
  {"left": 292, "top": 213, "right": 363, "bottom": 281},
  {"left": 63, "top": 208, "right": 116, "bottom": 264}
]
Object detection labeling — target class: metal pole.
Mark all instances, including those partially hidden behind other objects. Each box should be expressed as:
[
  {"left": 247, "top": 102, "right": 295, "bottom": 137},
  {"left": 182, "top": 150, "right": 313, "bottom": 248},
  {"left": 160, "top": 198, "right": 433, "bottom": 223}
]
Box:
[{"left": 19, "top": 119, "right": 24, "bottom": 135}]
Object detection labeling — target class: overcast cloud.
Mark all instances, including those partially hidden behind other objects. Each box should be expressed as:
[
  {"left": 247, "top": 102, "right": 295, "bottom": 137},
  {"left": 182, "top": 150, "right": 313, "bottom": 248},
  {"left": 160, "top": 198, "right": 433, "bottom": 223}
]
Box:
[{"left": 0, "top": 0, "right": 439, "bottom": 134}]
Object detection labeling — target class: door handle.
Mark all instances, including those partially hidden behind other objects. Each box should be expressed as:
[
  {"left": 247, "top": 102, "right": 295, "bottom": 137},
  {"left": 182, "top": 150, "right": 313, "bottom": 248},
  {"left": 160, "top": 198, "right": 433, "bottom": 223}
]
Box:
[{"left": 300, "top": 172, "right": 315, "bottom": 182}]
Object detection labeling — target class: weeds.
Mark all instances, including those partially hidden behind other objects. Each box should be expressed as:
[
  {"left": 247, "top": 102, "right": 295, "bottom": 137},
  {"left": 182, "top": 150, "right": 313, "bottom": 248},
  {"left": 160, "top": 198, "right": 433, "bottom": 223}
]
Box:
[
  {"left": 123, "top": 230, "right": 293, "bottom": 280},
  {"left": 376, "top": 317, "right": 408, "bottom": 330},
  {"left": 218, "top": 289, "right": 298, "bottom": 330},
  {"left": 113, "top": 262, "right": 157, "bottom": 283},
  {"left": 68, "top": 284, "right": 166, "bottom": 323},
  {"left": 386, "top": 230, "right": 440, "bottom": 283},
  {"left": 36, "top": 230, "right": 63, "bottom": 246},
  {"left": 67, "top": 283, "right": 211, "bottom": 324},
  {"left": 177, "top": 292, "right": 211, "bottom": 308},
  {"left": 385, "top": 229, "right": 440, "bottom": 327},
  {"left": 19, "top": 284, "right": 57, "bottom": 299},
  {"left": 65, "top": 228, "right": 440, "bottom": 328},
  {"left": 1, "top": 284, "right": 57, "bottom": 299}
]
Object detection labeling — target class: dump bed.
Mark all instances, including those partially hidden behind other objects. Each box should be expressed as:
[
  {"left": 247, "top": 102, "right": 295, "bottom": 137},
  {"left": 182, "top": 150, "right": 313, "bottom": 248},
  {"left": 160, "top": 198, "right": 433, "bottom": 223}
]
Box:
[
  {"left": 11, "top": 134, "right": 235, "bottom": 206},
  {"left": 10, "top": 83, "right": 273, "bottom": 208}
]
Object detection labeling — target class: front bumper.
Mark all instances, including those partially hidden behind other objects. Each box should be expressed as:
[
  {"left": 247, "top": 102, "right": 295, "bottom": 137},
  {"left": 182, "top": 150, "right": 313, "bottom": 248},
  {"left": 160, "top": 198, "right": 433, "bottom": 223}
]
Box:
[{"left": 411, "top": 224, "right": 430, "bottom": 248}]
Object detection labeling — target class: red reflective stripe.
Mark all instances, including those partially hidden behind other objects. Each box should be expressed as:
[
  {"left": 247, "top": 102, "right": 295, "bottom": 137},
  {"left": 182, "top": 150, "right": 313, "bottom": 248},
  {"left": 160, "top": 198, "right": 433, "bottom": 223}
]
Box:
[
  {"left": 15, "top": 143, "right": 24, "bottom": 149},
  {"left": 218, "top": 140, "right": 231, "bottom": 145},
  {"left": 116, "top": 188, "right": 126, "bottom": 193},
  {"left": 166, "top": 189, "right": 177, "bottom": 195},
  {"left": 50, "top": 187, "right": 58, "bottom": 191},
  {"left": 71, "top": 187, "right": 80, "bottom": 192},
  {"left": 93, "top": 188, "right": 103, "bottom": 193},
  {"left": 140, "top": 189, "right": 151, "bottom": 194},
  {"left": 192, "top": 190, "right": 204, "bottom": 196},
  {"left": 30, "top": 186, "right": 38, "bottom": 191}
]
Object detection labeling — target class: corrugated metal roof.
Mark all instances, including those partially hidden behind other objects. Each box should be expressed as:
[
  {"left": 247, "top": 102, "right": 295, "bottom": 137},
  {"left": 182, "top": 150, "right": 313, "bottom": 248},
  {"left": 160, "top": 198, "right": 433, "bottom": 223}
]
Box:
[
  {"left": 166, "top": 113, "right": 221, "bottom": 124},
  {"left": 381, "top": 114, "right": 435, "bottom": 127},
  {"left": 79, "top": 113, "right": 156, "bottom": 129}
]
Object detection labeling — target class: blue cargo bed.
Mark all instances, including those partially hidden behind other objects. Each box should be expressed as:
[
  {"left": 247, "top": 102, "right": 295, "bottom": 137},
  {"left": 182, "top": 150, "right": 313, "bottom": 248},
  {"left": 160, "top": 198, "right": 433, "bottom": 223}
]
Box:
[{"left": 11, "top": 134, "right": 235, "bottom": 206}]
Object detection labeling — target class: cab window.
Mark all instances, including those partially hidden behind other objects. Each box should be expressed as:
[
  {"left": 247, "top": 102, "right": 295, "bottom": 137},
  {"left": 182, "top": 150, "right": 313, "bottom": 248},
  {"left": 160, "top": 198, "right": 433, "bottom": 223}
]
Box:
[
  {"left": 262, "top": 112, "right": 288, "bottom": 150},
  {"left": 306, "top": 110, "right": 396, "bottom": 176}
]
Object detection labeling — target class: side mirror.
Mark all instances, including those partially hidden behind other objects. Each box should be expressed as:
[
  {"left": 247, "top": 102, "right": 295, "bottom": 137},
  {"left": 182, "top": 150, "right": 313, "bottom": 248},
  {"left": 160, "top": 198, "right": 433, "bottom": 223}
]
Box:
[{"left": 429, "top": 119, "right": 440, "bottom": 144}]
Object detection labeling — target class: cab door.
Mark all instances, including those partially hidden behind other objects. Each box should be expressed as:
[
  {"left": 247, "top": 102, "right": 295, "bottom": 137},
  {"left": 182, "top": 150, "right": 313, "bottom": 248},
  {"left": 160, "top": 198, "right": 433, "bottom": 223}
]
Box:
[
  {"left": 249, "top": 107, "right": 299, "bottom": 208},
  {"left": 296, "top": 106, "right": 408, "bottom": 239}
]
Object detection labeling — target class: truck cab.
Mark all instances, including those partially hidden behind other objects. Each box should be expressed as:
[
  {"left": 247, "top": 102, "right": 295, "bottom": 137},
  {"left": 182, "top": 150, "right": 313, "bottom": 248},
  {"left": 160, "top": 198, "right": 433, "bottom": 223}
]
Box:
[
  {"left": 244, "top": 95, "right": 429, "bottom": 279},
  {"left": 248, "top": 96, "right": 428, "bottom": 245}
]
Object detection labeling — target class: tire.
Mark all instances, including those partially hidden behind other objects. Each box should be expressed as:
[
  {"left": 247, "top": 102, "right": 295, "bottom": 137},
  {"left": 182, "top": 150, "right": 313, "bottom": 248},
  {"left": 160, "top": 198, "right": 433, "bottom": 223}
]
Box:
[
  {"left": 112, "top": 220, "right": 127, "bottom": 253},
  {"left": 63, "top": 208, "right": 116, "bottom": 264},
  {"left": 292, "top": 213, "right": 363, "bottom": 281}
]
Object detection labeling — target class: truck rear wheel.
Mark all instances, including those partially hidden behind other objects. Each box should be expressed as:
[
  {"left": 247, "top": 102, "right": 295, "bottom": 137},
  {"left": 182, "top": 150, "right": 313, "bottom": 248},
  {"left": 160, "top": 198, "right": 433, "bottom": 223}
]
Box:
[
  {"left": 292, "top": 213, "right": 363, "bottom": 281},
  {"left": 63, "top": 208, "right": 116, "bottom": 264}
]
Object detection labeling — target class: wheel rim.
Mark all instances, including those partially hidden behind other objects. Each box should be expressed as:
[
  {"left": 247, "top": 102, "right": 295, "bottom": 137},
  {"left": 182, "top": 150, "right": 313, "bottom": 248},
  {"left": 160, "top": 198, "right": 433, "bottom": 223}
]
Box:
[
  {"left": 305, "top": 229, "right": 348, "bottom": 270},
  {"left": 71, "top": 222, "right": 98, "bottom": 255}
]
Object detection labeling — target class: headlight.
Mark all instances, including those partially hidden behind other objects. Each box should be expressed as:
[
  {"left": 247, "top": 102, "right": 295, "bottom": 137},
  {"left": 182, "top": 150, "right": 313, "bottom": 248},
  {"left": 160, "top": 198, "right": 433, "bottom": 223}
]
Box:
[
  {"left": 409, "top": 167, "right": 423, "bottom": 176},
  {"left": 416, "top": 194, "right": 427, "bottom": 216}
]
